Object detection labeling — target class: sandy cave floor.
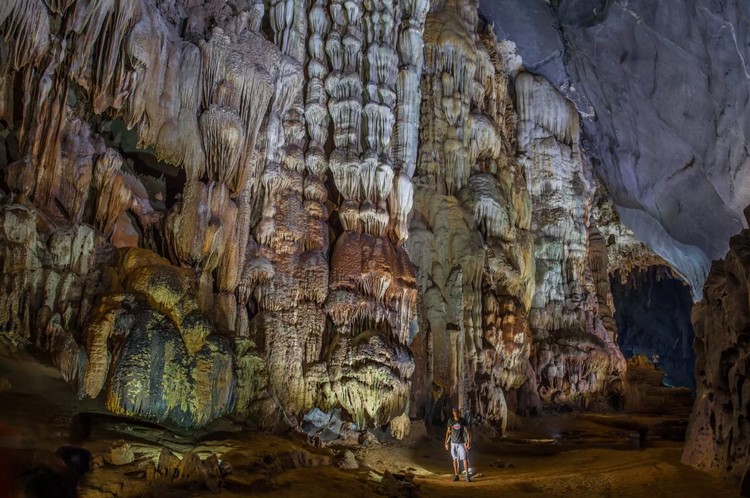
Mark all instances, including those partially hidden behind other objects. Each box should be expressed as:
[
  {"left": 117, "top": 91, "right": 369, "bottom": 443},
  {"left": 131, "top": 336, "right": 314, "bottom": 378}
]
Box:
[{"left": 0, "top": 347, "right": 739, "bottom": 498}]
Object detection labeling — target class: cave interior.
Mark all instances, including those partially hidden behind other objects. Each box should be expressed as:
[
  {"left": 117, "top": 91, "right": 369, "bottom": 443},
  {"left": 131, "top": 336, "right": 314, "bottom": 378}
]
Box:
[{"left": 0, "top": 0, "right": 749, "bottom": 496}]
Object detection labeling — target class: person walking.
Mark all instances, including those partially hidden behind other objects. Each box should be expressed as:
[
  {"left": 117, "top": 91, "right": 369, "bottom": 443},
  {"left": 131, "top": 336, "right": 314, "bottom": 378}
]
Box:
[{"left": 445, "top": 407, "right": 471, "bottom": 482}]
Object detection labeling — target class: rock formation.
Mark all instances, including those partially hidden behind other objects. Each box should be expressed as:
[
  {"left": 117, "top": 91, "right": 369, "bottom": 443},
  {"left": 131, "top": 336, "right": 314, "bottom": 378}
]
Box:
[
  {"left": 684, "top": 227, "right": 750, "bottom": 481},
  {"left": 484, "top": 0, "right": 750, "bottom": 299},
  {"left": 0, "top": 0, "right": 634, "bottom": 438},
  {"left": 516, "top": 72, "right": 624, "bottom": 408},
  {"left": 405, "top": 1, "right": 535, "bottom": 430}
]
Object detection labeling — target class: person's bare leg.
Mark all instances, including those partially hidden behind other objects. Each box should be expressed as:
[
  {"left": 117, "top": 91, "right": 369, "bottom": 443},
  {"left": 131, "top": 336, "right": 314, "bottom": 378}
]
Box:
[
  {"left": 453, "top": 458, "right": 459, "bottom": 475},
  {"left": 463, "top": 458, "right": 471, "bottom": 481}
]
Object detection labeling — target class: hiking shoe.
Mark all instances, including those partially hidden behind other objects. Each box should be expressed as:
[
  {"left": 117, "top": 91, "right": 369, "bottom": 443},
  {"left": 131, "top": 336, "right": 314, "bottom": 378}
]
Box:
[
  {"left": 466, "top": 475, "right": 471, "bottom": 482},
  {"left": 453, "top": 475, "right": 459, "bottom": 481}
]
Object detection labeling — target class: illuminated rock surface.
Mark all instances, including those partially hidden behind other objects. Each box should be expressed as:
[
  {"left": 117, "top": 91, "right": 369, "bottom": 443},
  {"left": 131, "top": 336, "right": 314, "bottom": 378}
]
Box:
[
  {"left": 0, "top": 0, "right": 667, "bottom": 436},
  {"left": 484, "top": 0, "right": 750, "bottom": 298},
  {"left": 0, "top": 0, "right": 716, "bottom": 469}
]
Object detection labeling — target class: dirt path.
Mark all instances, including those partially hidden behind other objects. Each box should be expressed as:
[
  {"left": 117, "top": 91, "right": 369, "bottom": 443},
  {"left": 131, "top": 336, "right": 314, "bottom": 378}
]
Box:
[
  {"left": 409, "top": 444, "right": 735, "bottom": 498},
  {"left": 353, "top": 415, "right": 738, "bottom": 498}
]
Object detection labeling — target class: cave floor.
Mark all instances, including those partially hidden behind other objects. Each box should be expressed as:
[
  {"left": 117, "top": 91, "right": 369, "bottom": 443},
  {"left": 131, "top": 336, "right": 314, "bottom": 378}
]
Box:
[{"left": 0, "top": 346, "right": 737, "bottom": 498}]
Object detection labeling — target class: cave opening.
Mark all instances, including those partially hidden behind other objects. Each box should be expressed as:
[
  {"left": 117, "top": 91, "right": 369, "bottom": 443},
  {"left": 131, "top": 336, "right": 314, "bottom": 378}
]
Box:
[{"left": 611, "top": 265, "right": 696, "bottom": 390}]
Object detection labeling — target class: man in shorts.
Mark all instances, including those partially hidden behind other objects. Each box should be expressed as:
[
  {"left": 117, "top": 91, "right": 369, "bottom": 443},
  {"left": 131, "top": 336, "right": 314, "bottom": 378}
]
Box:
[{"left": 444, "top": 407, "right": 471, "bottom": 482}]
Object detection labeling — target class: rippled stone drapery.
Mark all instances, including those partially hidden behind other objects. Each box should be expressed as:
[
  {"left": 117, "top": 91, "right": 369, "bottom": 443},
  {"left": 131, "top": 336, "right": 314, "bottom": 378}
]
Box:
[
  {"left": 516, "top": 72, "right": 624, "bottom": 408},
  {"left": 0, "top": 0, "right": 631, "bottom": 435}
]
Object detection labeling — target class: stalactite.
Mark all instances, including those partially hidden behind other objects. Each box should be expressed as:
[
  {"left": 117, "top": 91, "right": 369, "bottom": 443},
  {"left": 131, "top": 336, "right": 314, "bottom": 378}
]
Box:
[
  {"left": 0, "top": 0, "right": 631, "bottom": 437},
  {"left": 516, "top": 71, "right": 624, "bottom": 407}
]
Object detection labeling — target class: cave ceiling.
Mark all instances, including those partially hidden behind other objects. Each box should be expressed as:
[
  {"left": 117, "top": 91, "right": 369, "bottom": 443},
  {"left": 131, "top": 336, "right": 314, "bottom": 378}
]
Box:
[{"left": 482, "top": 0, "right": 750, "bottom": 297}]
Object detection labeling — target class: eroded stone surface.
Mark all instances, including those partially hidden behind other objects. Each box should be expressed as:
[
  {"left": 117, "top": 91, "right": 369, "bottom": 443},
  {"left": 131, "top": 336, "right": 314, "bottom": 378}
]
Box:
[
  {"left": 683, "top": 229, "right": 750, "bottom": 481},
  {"left": 483, "top": 0, "right": 750, "bottom": 298},
  {"left": 0, "top": 0, "right": 631, "bottom": 437},
  {"left": 517, "top": 72, "right": 624, "bottom": 408}
]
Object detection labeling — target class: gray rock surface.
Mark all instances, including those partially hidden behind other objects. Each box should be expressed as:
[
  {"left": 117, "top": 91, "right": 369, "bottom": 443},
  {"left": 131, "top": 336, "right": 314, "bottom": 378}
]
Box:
[{"left": 482, "top": 0, "right": 750, "bottom": 296}]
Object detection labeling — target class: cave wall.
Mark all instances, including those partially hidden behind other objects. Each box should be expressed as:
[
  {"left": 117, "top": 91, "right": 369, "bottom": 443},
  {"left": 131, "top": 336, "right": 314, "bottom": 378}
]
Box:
[
  {"left": 0, "top": 0, "right": 629, "bottom": 435},
  {"left": 482, "top": 0, "right": 750, "bottom": 298},
  {"left": 683, "top": 228, "right": 750, "bottom": 482},
  {"left": 611, "top": 266, "right": 696, "bottom": 390},
  {"left": 517, "top": 72, "right": 624, "bottom": 408}
]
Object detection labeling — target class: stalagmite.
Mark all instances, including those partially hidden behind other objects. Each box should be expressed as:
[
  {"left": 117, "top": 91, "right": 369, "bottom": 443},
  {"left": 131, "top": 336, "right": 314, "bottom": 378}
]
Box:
[
  {"left": 0, "top": 0, "right": 633, "bottom": 438},
  {"left": 516, "top": 72, "right": 624, "bottom": 407}
]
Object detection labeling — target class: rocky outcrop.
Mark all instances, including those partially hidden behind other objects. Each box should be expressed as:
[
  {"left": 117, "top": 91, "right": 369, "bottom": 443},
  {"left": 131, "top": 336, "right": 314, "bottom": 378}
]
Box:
[
  {"left": 0, "top": 0, "right": 631, "bottom": 435},
  {"left": 623, "top": 355, "right": 692, "bottom": 416},
  {"left": 81, "top": 249, "right": 235, "bottom": 427},
  {"left": 516, "top": 72, "right": 624, "bottom": 408},
  {"left": 683, "top": 228, "right": 750, "bottom": 481},
  {"left": 484, "top": 0, "right": 750, "bottom": 298},
  {"left": 0, "top": 206, "right": 100, "bottom": 381}
]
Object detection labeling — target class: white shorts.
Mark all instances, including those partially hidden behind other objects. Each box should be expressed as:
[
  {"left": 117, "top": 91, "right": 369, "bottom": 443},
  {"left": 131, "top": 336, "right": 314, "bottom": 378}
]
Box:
[{"left": 450, "top": 442, "right": 467, "bottom": 461}]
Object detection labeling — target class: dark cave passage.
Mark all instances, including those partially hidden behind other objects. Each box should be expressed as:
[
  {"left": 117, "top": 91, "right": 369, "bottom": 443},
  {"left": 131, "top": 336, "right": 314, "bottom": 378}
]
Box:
[{"left": 611, "top": 266, "right": 696, "bottom": 390}]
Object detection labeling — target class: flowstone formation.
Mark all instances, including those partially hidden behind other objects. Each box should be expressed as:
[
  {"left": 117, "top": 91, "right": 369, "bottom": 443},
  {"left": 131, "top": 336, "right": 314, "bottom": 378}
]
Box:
[
  {"left": 516, "top": 72, "right": 624, "bottom": 408},
  {"left": 81, "top": 249, "right": 235, "bottom": 427},
  {"left": 0, "top": 0, "right": 633, "bottom": 437},
  {"left": 484, "top": 0, "right": 750, "bottom": 299},
  {"left": 406, "top": 0, "right": 535, "bottom": 429}
]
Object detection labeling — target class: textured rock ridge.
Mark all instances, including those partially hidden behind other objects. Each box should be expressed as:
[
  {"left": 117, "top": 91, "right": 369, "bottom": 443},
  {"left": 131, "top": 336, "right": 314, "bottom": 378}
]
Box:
[
  {"left": 0, "top": 0, "right": 630, "bottom": 435},
  {"left": 683, "top": 228, "right": 750, "bottom": 481},
  {"left": 516, "top": 72, "right": 624, "bottom": 408}
]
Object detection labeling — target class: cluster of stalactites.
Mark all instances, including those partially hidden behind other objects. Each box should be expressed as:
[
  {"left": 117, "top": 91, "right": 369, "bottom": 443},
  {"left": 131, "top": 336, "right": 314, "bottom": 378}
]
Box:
[
  {"left": 326, "top": 232, "right": 418, "bottom": 345},
  {"left": 389, "top": 0, "right": 429, "bottom": 244},
  {"left": 323, "top": 0, "right": 421, "bottom": 342},
  {"left": 320, "top": 0, "right": 423, "bottom": 243},
  {"left": 0, "top": 1, "right": 51, "bottom": 71},
  {"left": 92, "top": 147, "right": 159, "bottom": 242},
  {"left": 516, "top": 71, "right": 589, "bottom": 333},
  {"left": 325, "top": 0, "right": 390, "bottom": 236},
  {"left": 515, "top": 69, "right": 626, "bottom": 407},
  {"left": 516, "top": 72, "right": 580, "bottom": 147},
  {"left": 153, "top": 20, "right": 283, "bottom": 347},
  {"left": 1, "top": 0, "right": 282, "bottom": 292},
  {"left": 418, "top": 1, "right": 502, "bottom": 195},
  {"left": 270, "top": 0, "right": 307, "bottom": 61},
  {"left": 0, "top": 0, "right": 139, "bottom": 213},
  {"left": 236, "top": 0, "right": 334, "bottom": 424}
]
